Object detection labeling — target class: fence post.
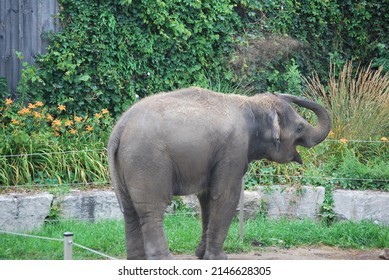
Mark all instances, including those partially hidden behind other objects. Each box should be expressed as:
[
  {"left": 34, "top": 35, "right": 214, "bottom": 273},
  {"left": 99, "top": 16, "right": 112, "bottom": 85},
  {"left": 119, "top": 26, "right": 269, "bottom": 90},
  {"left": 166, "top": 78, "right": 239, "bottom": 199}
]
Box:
[
  {"left": 239, "top": 178, "right": 244, "bottom": 241},
  {"left": 64, "top": 232, "right": 73, "bottom": 260}
]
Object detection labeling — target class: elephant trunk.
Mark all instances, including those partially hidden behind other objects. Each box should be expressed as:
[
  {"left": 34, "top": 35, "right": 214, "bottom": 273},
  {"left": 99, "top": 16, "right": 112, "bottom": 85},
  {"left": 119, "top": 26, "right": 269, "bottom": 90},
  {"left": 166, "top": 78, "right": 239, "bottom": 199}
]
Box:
[{"left": 280, "top": 94, "right": 332, "bottom": 148}]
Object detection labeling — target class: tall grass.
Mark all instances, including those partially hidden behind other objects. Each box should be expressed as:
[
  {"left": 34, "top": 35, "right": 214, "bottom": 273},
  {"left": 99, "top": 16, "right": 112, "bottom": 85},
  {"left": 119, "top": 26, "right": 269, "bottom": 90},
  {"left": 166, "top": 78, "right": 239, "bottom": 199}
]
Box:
[{"left": 304, "top": 61, "right": 389, "bottom": 140}]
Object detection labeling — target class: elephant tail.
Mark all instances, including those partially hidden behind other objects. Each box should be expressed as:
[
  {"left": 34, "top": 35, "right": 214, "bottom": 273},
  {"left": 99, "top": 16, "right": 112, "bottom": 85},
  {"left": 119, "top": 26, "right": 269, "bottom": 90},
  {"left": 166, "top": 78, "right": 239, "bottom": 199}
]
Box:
[{"left": 107, "top": 132, "right": 125, "bottom": 213}]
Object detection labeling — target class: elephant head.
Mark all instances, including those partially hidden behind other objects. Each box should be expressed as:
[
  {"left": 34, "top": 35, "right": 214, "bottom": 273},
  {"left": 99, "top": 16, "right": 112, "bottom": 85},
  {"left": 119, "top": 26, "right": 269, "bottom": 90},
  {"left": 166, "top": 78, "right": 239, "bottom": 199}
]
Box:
[{"left": 250, "top": 93, "right": 331, "bottom": 164}]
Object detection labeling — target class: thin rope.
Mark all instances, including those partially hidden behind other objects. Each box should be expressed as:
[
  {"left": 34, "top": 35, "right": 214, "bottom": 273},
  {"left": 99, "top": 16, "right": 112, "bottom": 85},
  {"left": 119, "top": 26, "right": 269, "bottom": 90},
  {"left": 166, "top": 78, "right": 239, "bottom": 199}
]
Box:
[
  {"left": 0, "top": 149, "right": 107, "bottom": 159},
  {"left": 0, "top": 230, "right": 63, "bottom": 242},
  {"left": 256, "top": 174, "right": 389, "bottom": 183},
  {"left": 72, "top": 243, "right": 118, "bottom": 260},
  {"left": 0, "top": 181, "right": 111, "bottom": 189}
]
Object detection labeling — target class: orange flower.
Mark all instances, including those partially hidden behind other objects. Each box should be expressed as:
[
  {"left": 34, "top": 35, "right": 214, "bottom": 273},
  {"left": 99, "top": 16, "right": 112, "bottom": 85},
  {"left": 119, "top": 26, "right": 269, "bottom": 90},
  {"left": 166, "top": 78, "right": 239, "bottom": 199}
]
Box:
[
  {"left": 74, "top": 116, "right": 83, "bottom": 123},
  {"left": 381, "top": 137, "right": 388, "bottom": 142},
  {"left": 52, "top": 119, "right": 62, "bottom": 127},
  {"left": 18, "top": 108, "right": 31, "bottom": 115},
  {"left": 340, "top": 138, "right": 347, "bottom": 144},
  {"left": 69, "top": 128, "right": 77, "bottom": 134},
  {"left": 94, "top": 113, "right": 102, "bottom": 119},
  {"left": 58, "top": 104, "right": 66, "bottom": 111},
  {"left": 33, "top": 112, "right": 41, "bottom": 118},
  {"left": 11, "top": 119, "right": 19, "bottom": 125},
  {"left": 86, "top": 125, "right": 93, "bottom": 132},
  {"left": 328, "top": 130, "right": 335, "bottom": 138},
  {"left": 35, "top": 101, "right": 44, "bottom": 107},
  {"left": 65, "top": 120, "right": 74, "bottom": 127},
  {"left": 47, "top": 114, "right": 54, "bottom": 121},
  {"left": 28, "top": 103, "right": 36, "bottom": 109},
  {"left": 5, "top": 98, "right": 13, "bottom": 106},
  {"left": 101, "top": 108, "right": 109, "bottom": 115}
]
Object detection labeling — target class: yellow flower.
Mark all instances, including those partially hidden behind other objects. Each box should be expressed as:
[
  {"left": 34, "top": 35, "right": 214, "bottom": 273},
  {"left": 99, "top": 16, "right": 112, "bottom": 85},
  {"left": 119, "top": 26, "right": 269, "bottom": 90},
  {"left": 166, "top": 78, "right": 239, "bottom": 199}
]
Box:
[
  {"left": 65, "top": 120, "right": 74, "bottom": 127},
  {"left": 340, "top": 138, "right": 347, "bottom": 144},
  {"left": 74, "top": 116, "right": 83, "bottom": 123},
  {"left": 58, "top": 104, "right": 66, "bottom": 111},
  {"left": 11, "top": 119, "right": 19, "bottom": 125},
  {"left": 54, "top": 131, "right": 60, "bottom": 137},
  {"left": 69, "top": 128, "right": 77, "bottom": 134},
  {"left": 86, "top": 125, "right": 93, "bottom": 132},
  {"left": 33, "top": 112, "right": 41, "bottom": 118},
  {"left": 102, "top": 108, "right": 109, "bottom": 115},
  {"left": 35, "top": 101, "right": 44, "bottom": 107},
  {"left": 28, "top": 103, "right": 36, "bottom": 109},
  {"left": 94, "top": 113, "right": 102, "bottom": 119},
  {"left": 18, "top": 108, "right": 31, "bottom": 115},
  {"left": 5, "top": 98, "right": 13, "bottom": 106},
  {"left": 381, "top": 137, "right": 388, "bottom": 142},
  {"left": 328, "top": 130, "right": 335, "bottom": 138},
  {"left": 52, "top": 119, "right": 62, "bottom": 127},
  {"left": 47, "top": 114, "right": 54, "bottom": 121}
]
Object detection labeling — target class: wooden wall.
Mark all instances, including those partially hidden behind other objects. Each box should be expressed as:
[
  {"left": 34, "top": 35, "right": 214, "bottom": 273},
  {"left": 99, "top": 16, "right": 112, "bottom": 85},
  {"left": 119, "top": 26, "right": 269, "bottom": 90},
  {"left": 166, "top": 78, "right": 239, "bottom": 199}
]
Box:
[{"left": 0, "top": 0, "right": 60, "bottom": 94}]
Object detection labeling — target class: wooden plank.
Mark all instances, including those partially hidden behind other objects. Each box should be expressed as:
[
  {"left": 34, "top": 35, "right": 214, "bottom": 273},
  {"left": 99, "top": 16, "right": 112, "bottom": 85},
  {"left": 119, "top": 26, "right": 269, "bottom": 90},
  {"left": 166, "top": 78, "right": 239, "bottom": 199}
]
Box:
[
  {"left": 1, "top": 0, "right": 60, "bottom": 94},
  {"left": 0, "top": 0, "right": 7, "bottom": 79}
]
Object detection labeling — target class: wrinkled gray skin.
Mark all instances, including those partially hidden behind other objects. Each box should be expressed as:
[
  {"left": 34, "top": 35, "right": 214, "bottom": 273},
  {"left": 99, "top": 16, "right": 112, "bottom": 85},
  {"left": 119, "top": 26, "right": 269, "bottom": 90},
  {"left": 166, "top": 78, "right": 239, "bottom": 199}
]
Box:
[{"left": 108, "top": 87, "right": 331, "bottom": 260}]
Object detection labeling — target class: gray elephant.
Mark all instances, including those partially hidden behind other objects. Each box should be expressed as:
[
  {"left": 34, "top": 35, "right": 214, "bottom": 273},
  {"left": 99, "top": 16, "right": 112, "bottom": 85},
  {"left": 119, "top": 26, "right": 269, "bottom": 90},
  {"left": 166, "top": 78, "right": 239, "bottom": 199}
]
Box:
[{"left": 108, "top": 87, "right": 331, "bottom": 260}]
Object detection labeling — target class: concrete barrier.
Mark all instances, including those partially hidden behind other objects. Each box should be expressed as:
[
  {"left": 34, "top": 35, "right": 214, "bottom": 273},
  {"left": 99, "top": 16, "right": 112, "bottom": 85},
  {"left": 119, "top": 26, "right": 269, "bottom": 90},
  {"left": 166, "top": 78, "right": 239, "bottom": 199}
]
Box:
[{"left": 1, "top": 187, "right": 388, "bottom": 231}]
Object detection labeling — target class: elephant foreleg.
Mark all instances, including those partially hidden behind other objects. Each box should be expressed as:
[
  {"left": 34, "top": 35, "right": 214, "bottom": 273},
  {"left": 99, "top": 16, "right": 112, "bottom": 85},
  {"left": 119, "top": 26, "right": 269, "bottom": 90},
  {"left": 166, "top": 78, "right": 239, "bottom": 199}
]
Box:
[{"left": 196, "top": 191, "right": 211, "bottom": 259}]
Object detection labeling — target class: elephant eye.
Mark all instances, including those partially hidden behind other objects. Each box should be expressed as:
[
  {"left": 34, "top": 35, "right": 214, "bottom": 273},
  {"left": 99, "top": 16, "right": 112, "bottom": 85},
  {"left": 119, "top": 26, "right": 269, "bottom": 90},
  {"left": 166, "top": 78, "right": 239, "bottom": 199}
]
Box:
[{"left": 296, "top": 124, "right": 304, "bottom": 133}]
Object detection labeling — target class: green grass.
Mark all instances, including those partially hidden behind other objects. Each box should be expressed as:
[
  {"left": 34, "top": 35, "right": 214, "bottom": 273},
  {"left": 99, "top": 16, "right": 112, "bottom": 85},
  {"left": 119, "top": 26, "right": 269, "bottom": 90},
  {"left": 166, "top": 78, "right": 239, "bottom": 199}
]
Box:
[{"left": 1, "top": 215, "right": 388, "bottom": 260}]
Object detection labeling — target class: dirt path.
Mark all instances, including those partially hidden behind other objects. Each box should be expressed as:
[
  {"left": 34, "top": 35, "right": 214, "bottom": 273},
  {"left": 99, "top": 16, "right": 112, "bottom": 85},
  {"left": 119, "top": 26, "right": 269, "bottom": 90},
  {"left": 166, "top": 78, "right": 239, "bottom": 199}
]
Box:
[{"left": 177, "top": 246, "right": 386, "bottom": 260}]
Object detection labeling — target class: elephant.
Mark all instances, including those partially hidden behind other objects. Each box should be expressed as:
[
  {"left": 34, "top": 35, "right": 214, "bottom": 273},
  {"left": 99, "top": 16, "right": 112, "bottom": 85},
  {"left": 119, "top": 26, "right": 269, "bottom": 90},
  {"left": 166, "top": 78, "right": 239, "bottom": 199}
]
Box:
[{"left": 107, "top": 87, "right": 331, "bottom": 260}]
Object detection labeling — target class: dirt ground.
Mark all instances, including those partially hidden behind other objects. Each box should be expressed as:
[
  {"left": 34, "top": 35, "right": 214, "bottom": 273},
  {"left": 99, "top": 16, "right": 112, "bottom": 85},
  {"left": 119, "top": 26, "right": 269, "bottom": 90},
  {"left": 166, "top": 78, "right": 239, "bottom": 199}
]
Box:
[{"left": 177, "top": 246, "right": 387, "bottom": 260}]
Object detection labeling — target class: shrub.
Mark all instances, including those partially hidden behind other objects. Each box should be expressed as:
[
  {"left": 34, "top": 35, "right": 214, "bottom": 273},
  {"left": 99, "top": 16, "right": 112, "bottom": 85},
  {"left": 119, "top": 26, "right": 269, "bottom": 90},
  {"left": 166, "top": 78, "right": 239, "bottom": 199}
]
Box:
[
  {"left": 17, "top": 0, "right": 239, "bottom": 117},
  {"left": 232, "top": 0, "right": 389, "bottom": 91},
  {"left": 0, "top": 98, "right": 112, "bottom": 189},
  {"left": 303, "top": 61, "right": 389, "bottom": 140}
]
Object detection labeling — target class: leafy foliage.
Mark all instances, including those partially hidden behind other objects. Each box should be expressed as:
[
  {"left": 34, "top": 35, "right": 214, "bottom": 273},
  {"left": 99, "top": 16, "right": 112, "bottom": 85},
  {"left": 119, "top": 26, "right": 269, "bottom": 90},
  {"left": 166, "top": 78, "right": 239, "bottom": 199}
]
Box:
[
  {"left": 17, "top": 0, "right": 238, "bottom": 116},
  {"left": 231, "top": 0, "right": 389, "bottom": 91}
]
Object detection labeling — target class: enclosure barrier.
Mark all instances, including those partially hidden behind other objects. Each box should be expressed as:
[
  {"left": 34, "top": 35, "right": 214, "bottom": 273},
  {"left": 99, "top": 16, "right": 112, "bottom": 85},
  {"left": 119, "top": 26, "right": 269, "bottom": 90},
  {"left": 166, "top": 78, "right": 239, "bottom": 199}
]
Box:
[
  {"left": 0, "top": 230, "right": 118, "bottom": 260},
  {"left": 0, "top": 138, "right": 388, "bottom": 259}
]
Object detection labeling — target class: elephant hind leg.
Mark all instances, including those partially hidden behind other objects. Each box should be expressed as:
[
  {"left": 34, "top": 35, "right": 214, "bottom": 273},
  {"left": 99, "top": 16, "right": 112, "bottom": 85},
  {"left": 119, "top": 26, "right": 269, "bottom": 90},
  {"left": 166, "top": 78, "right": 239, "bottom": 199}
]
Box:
[{"left": 120, "top": 191, "right": 146, "bottom": 259}]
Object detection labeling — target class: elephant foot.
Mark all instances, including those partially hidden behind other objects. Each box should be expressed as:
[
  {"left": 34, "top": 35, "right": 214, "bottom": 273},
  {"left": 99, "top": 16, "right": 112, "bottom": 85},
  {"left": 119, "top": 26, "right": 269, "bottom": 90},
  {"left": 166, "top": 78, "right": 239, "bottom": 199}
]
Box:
[
  {"left": 127, "top": 254, "right": 146, "bottom": 260},
  {"left": 203, "top": 251, "right": 228, "bottom": 260},
  {"left": 147, "top": 252, "right": 175, "bottom": 260},
  {"left": 195, "top": 243, "right": 206, "bottom": 259}
]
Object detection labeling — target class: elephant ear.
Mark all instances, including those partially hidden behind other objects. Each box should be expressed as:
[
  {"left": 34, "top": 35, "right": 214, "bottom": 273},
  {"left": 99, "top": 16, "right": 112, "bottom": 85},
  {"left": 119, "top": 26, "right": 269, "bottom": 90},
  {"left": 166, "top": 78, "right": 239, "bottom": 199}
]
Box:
[{"left": 269, "top": 110, "right": 281, "bottom": 152}]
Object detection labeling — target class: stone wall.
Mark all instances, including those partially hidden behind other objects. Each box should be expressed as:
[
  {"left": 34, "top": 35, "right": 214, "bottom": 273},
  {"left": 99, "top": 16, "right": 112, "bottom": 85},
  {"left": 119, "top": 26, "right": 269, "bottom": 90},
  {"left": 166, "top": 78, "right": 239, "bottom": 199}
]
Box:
[{"left": 1, "top": 187, "right": 389, "bottom": 232}]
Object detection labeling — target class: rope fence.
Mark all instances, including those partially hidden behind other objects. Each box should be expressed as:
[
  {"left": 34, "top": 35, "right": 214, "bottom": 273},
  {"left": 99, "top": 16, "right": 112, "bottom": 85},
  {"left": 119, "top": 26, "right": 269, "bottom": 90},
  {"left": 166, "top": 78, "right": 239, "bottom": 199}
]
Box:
[
  {"left": 1, "top": 173, "right": 389, "bottom": 190},
  {"left": 0, "top": 149, "right": 107, "bottom": 159},
  {"left": 0, "top": 230, "right": 118, "bottom": 260},
  {"left": 0, "top": 138, "right": 387, "bottom": 159}
]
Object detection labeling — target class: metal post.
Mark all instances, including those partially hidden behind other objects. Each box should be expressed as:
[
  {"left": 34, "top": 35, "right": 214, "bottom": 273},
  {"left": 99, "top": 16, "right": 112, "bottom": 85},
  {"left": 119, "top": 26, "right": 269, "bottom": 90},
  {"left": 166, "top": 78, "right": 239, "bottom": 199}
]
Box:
[
  {"left": 64, "top": 232, "right": 73, "bottom": 260},
  {"left": 239, "top": 178, "right": 244, "bottom": 241}
]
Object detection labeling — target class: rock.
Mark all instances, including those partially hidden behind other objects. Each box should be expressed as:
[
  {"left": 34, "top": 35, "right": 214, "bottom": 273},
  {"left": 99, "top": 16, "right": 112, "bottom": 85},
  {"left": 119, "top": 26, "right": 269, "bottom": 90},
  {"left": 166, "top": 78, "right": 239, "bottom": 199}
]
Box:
[
  {"left": 257, "top": 185, "right": 325, "bottom": 219},
  {"left": 237, "top": 191, "right": 262, "bottom": 219},
  {"left": 0, "top": 193, "right": 53, "bottom": 231},
  {"left": 379, "top": 249, "right": 389, "bottom": 260},
  {"left": 56, "top": 190, "right": 122, "bottom": 221},
  {"left": 333, "top": 190, "right": 389, "bottom": 225}
]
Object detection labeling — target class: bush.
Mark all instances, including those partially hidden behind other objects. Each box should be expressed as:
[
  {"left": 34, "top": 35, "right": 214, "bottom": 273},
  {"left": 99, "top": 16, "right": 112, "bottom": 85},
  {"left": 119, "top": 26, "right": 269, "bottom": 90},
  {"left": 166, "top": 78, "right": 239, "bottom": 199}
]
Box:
[
  {"left": 17, "top": 0, "right": 239, "bottom": 117},
  {"left": 231, "top": 0, "right": 389, "bottom": 91},
  {"left": 304, "top": 61, "right": 389, "bottom": 140},
  {"left": 0, "top": 97, "right": 112, "bottom": 189}
]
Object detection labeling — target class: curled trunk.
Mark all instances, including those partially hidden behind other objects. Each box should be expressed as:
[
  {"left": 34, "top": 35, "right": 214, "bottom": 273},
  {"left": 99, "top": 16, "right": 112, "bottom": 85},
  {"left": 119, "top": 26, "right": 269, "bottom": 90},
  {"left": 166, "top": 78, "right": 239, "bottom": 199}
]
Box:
[{"left": 279, "top": 94, "right": 331, "bottom": 148}]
